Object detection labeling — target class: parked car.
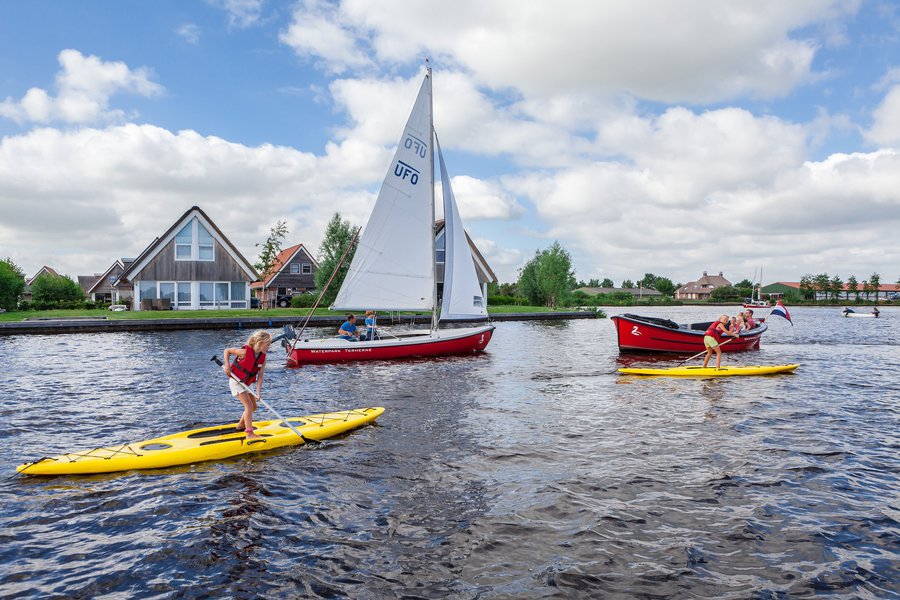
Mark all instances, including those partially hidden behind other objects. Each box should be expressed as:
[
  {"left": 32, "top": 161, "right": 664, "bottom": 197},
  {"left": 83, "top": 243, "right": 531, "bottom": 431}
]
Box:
[
  {"left": 887, "top": 292, "right": 900, "bottom": 301},
  {"left": 250, "top": 297, "right": 260, "bottom": 309},
  {"left": 276, "top": 292, "right": 303, "bottom": 308}
]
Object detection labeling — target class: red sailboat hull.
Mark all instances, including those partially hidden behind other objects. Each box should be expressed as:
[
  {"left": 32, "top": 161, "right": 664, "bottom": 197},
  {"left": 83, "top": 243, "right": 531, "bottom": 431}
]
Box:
[
  {"left": 288, "top": 325, "right": 495, "bottom": 365},
  {"left": 611, "top": 314, "right": 766, "bottom": 353}
]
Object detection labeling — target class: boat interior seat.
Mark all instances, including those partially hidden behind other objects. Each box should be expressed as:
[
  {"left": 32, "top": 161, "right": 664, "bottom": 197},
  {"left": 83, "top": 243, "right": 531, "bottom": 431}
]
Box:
[{"left": 622, "top": 314, "right": 680, "bottom": 329}]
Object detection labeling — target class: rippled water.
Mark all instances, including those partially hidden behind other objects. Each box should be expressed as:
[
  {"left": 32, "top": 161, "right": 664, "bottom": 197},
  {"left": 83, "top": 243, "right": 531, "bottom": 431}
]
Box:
[{"left": 1, "top": 306, "right": 898, "bottom": 598}]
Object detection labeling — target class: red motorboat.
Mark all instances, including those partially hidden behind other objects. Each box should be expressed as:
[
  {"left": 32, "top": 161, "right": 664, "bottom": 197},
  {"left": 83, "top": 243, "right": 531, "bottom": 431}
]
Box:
[
  {"left": 610, "top": 313, "right": 766, "bottom": 353},
  {"left": 287, "top": 324, "right": 494, "bottom": 365}
]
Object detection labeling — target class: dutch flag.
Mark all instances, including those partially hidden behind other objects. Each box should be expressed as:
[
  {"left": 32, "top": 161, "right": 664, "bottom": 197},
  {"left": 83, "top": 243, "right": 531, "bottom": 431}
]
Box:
[{"left": 769, "top": 300, "right": 792, "bottom": 325}]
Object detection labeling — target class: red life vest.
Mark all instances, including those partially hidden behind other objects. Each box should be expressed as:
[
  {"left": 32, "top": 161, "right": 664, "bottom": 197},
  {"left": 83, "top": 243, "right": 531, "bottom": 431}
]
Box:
[
  {"left": 704, "top": 322, "right": 724, "bottom": 342},
  {"left": 231, "top": 344, "right": 266, "bottom": 384}
]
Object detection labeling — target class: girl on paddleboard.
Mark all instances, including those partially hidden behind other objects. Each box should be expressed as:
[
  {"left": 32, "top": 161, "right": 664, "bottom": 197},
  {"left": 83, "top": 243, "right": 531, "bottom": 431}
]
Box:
[
  {"left": 222, "top": 330, "right": 272, "bottom": 440},
  {"left": 702, "top": 315, "right": 737, "bottom": 370}
]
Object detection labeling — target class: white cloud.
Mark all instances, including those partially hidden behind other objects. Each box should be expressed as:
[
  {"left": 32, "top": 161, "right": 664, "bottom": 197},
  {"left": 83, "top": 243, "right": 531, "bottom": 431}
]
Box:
[
  {"left": 280, "top": 0, "right": 371, "bottom": 73},
  {"left": 209, "top": 0, "right": 264, "bottom": 28},
  {"left": 0, "top": 50, "right": 163, "bottom": 125},
  {"left": 438, "top": 175, "right": 524, "bottom": 221},
  {"left": 0, "top": 124, "right": 390, "bottom": 279},
  {"left": 287, "top": 0, "right": 857, "bottom": 104},
  {"left": 176, "top": 23, "right": 202, "bottom": 45},
  {"left": 865, "top": 84, "right": 900, "bottom": 146}
]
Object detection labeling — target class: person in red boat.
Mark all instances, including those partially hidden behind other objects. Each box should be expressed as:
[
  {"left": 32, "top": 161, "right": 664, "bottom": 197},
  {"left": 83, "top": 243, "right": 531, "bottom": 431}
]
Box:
[
  {"left": 743, "top": 309, "right": 756, "bottom": 329},
  {"left": 703, "top": 315, "right": 738, "bottom": 369}
]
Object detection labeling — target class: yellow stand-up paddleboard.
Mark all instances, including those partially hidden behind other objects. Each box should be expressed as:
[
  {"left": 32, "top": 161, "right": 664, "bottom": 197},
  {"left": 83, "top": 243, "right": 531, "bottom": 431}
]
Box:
[
  {"left": 618, "top": 364, "right": 799, "bottom": 377},
  {"left": 16, "top": 407, "right": 385, "bottom": 476}
]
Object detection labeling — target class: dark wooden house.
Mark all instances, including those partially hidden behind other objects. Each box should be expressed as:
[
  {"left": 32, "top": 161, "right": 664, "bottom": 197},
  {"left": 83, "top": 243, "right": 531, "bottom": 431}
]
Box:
[
  {"left": 82, "top": 258, "right": 134, "bottom": 303},
  {"left": 117, "top": 206, "right": 258, "bottom": 310},
  {"left": 251, "top": 243, "right": 318, "bottom": 307},
  {"left": 434, "top": 219, "right": 497, "bottom": 300}
]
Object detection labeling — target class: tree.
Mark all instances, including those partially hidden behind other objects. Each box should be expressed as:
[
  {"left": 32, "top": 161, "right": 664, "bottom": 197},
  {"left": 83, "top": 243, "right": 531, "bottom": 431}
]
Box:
[
  {"left": 799, "top": 274, "right": 815, "bottom": 300},
  {"left": 638, "top": 273, "right": 657, "bottom": 290},
  {"left": 601, "top": 278, "right": 614, "bottom": 288},
  {"left": 847, "top": 275, "right": 859, "bottom": 301},
  {"left": 254, "top": 220, "right": 288, "bottom": 309},
  {"left": 30, "top": 273, "right": 85, "bottom": 307},
  {"left": 829, "top": 274, "right": 843, "bottom": 302},
  {"left": 315, "top": 213, "right": 360, "bottom": 306},
  {"left": 621, "top": 279, "right": 634, "bottom": 289},
  {"left": 813, "top": 273, "right": 830, "bottom": 301},
  {"left": 587, "top": 278, "right": 601, "bottom": 287},
  {"left": 653, "top": 277, "right": 675, "bottom": 297},
  {"left": 861, "top": 278, "right": 872, "bottom": 300},
  {"left": 517, "top": 241, "right": 576, "bottom": 308},
  {"left": 711, "top": 285, "right": 739, "bottom": 301},
  {"left": 0, "top": 258, "right": 25, "bottom": 311},
  {"left": 735, "top": 278, "right": 754, "bottom": 299},
  {"left": 870, "top": 272, "right": 881, "bottom": 302}
]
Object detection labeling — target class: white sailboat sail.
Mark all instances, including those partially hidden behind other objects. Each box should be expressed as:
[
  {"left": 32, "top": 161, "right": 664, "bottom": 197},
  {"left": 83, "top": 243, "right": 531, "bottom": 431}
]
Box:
[
  {"left": 331, "top": 72, "right": 435, "bottom": 312},
  {"left": 437, "top": 136, "right": 488, "bottom": 320}
]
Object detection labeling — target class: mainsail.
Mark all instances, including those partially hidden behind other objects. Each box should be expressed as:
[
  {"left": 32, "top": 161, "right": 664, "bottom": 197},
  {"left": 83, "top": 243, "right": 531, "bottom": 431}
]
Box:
[
  {"left": 331, "top": 72, "right": 435, "bottom": 312},
  {"left": 437, "top": 136, "right": 488, "bottom": 320}
]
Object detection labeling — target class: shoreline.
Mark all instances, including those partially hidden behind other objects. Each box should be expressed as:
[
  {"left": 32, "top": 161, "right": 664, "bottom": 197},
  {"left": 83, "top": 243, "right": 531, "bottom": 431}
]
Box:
[{"left": 0, "top": 311, "right": 597, "bottom": 336}]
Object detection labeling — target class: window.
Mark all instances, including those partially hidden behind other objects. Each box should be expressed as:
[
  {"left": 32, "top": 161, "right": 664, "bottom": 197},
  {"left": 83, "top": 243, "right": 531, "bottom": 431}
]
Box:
[
  {"left": 215, "top": 282, "right": 229, "bottom": 306},
  {"left": 108, "top": 274, "right": 117, "bottom": 285},
  {"left": 435, "top": 231, "right": 445, "bottom": 263},
  {"left": 175, "top": 222, "right": 193, "bottom": 260},
  {"left": 198, "top": 223, "right": 214, "bottom": 260},
  {"left": 139, "top": 281, "right": 157, "bottom": 300},
  {"left": 302, "top": 263, "right": 312, "bottom": 275},
  {"left": 160, "top": 282, "right": 175, "bottom": 302},
  {"left": 177, "top": 282, "right": 191, "bottom": 308},
  {"left": 199, "top": 282, "right": 214, "bottom": 307},
  {"left": 290, "top": 263, "right": 299, "bottom": 274},
  {"left": 175, "top": 218, "right": 215, "bottom": 262},
  {"left": 231, "top": 282, "right": 247, "bottom": 308}
]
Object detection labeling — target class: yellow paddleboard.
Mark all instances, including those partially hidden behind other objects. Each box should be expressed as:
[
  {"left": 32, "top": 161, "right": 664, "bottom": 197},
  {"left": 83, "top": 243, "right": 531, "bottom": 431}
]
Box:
[
  {"left": 17, "top": 407, "right": 384, "bottom": 476},
  {"left": 618, "top": 364, "right": 799, "bottom": 377}
]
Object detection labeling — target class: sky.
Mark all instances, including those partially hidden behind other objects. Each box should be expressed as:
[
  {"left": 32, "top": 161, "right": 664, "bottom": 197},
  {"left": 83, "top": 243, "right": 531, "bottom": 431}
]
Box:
[{"left": 2, "top": 0, "right": 900, "bottom": 288}]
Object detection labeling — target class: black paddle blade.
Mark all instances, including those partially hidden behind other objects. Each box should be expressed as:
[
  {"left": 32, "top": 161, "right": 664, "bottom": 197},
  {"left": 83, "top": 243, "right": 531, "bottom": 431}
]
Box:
[{"left": 210, "top": 355, "right": 224, "bottom": 366}]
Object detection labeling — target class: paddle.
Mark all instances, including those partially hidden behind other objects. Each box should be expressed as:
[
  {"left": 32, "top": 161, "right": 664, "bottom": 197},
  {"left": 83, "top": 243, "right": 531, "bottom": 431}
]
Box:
[
  {"left": 675, "top": 335, "right": 738, "bottom": 367},
  {"left": 210, "top": 355, "right": 319, "bottom": 444}
]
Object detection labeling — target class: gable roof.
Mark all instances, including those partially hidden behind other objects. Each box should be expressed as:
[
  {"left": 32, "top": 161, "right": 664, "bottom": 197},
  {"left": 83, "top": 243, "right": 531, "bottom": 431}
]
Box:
[
  {"left": 78, "top": 275, "right": 100, "bottom": 293},
  {"left": 119, "top": 206, "right": 258, "bottom": 283},
  {"left": 88, "top": 258, "right": 134, "bottom": 293},
  {"left": 677, "top": 271, "right": 732, "bottom": 294},
  {"left": 27, "top": 266, "right": 59, "bottom": 285},
  {"left": 435, "top": 219, "right": 498, "bottom": 284},
  {"left": 257, "top": 243, "right": 319, "bottom": 288}
]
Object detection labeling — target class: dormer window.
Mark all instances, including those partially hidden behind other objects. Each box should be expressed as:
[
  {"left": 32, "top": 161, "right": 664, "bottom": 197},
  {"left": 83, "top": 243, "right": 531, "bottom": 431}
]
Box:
[
  {"left": 175, "top": 218, "right": 215, "bottom": 262},
  {"left": 436, "top": 230, "right": 446, "bottom": 263}
]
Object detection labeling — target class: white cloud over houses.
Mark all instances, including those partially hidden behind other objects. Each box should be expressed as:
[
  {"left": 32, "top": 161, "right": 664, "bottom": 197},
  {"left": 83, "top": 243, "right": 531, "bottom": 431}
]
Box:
[{"left": 0, "top": 50, "right": 163, "bottom": 125}]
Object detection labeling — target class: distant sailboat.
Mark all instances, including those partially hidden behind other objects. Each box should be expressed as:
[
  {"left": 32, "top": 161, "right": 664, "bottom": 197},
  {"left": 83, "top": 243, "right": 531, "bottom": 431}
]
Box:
[
  {"left": 287, "top": 68, "right": 494, "bottom": 364},
  {"left": 743, "top": 267, "right": 771, "bottom": 309}
]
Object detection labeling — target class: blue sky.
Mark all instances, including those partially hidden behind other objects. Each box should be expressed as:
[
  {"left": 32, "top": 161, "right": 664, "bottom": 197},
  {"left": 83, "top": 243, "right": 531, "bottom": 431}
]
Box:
[{"left": 2, "top": 0, "right": 900, "bottom": 288}]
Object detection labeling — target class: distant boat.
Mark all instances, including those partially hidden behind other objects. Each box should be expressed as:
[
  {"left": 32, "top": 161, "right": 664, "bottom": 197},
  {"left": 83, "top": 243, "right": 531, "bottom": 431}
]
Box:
[
  {"left": 842, "top": 307, "right": 879, "bottom": 318},
  {"left": 286, "top": 68, "right": 494, "bottom": 365},
  {"left": 742, "top": 267, "right": 771, "bottom": 308},
  {"left": 610, "top": 313, "right": 767, "bottom": 353}
]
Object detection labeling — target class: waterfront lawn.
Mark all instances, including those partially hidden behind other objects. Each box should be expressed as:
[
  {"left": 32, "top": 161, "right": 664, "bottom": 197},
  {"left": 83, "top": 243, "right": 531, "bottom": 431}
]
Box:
[{"left": 0, "top": 304, "right": 581, "bottom": 322}]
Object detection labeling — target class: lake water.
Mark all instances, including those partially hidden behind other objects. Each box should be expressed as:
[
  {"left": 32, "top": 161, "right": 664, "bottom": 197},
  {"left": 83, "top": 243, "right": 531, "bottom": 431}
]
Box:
[{"left": 0, "top": 306, "right": 897, "bottom": 598}]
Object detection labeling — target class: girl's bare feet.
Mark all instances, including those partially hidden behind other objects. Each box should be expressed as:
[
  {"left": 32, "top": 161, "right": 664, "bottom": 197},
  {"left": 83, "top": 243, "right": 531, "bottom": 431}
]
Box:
[{"left": 245, "top": 428, "right": 262, "bottom": 440}]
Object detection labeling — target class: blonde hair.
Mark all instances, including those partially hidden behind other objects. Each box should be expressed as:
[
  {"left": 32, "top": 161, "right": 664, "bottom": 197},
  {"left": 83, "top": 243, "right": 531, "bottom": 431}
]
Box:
[{"left": 246, "top": 330, "right": 273, "bottom": 351}]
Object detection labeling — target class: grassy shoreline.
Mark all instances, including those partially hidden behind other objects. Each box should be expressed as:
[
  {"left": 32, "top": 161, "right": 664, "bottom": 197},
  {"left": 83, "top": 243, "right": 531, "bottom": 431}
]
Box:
[{"left": 0, "top": 305, "right": 581, "bottom": 323}]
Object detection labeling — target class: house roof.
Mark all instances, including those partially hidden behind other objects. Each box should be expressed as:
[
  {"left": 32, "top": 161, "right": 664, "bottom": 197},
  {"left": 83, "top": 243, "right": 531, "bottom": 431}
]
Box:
[
  {"left": 78, "top": 275, "right": 100, "bottom": 293},
  {"left": 435, "top": 219, "right": 498, "bottom": 283},
  {"left": 253, "top": 243, "right": 319, "bottom": 289},
  {"left": 119, "top": 206, "right": 258, "bottom": 283},
  {"left": 27, "top": 266, "right": 59, "bottom": 285},
  {"left": 87, "top": 258, "right": 134, "bottom": 293},
  {"left": 677, "top": 271, "right": 732, "bottom": 294}
]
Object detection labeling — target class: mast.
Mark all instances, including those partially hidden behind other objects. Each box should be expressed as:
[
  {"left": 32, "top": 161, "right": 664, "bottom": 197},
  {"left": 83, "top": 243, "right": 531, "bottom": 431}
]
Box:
[{"left": 427, "top": 66, "right": 438, "bottom": 333}]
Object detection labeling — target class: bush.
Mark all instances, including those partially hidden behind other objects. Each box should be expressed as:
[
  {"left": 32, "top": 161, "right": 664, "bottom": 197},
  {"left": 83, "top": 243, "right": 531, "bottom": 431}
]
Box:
[
  {"left": 487, "top": 294, "right": 522, "bottom": 305},
  {"left": 291, "top": 293, "right": 317, "bottom": 308},
  {"left": 0, "top": 259, "right": 25, "bottom": 311}
]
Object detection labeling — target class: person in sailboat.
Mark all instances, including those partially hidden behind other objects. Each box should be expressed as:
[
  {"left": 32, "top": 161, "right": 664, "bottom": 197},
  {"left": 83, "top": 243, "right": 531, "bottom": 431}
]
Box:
[
  {"left": 338, "top": 314, "right": 362, "bottom": 341},
  {"left": 363, "top": 310, "right": 380, "bottom": 341}
]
